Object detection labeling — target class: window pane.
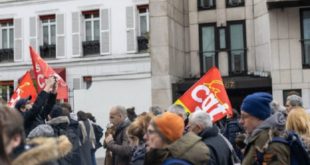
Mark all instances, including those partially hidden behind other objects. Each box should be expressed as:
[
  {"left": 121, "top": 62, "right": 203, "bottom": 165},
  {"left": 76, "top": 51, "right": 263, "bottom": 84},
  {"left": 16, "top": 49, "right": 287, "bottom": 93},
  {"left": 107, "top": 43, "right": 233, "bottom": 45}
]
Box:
[
  {"left": 140, "top": 15, "right": 147, "bottom": 35},
  {"left": 229, "top": 23, "right": 245, "bottom": 73},
  {"left": 219, "top": 28, "right": 226, "bottom": 49},
  {"left": 303, "top": 11, "right": 310, "bottom": 39},
  {"left": 200, "top": 0, "right": 214, "bottom": 8},
  {"left": 84, "top": 14, "right": 91, "bottom": 19},
  {"left": 9, "top": 28, "right": 13, "bottom": 48},
  {"left": 2, "top": 29, "right": 7, "bottom": 48},
  {"left": 94, "top": 20, "right": 100, "bottom": 41},
  {"left": 304, "top": 40, "right": 310, "bottom": 65},
  {"left": 51, "top": 25, "right": 56, "bottom": 45},
  {"left": 85, "top": 21, "right": 92, "bottom": 41},
  {"left": 202, "top": 26, "right": 215, "bottom": 71},
  {"left": 43, "top": 26, "right": 49, "bottom": 45},
  {"left": 50, "top": 18, "right": 55, "bottom": 23},
  {"left": 93, "top": 13, "right": 99, "bottom": 18}
]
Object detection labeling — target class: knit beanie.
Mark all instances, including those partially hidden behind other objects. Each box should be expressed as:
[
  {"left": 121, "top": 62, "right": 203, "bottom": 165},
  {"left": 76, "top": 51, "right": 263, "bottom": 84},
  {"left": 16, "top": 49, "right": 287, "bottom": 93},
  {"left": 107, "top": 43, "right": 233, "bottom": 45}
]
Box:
[
  {"left": 241, "top": 92, "right": 273, "bottom": 120},
  {"left": 50, "top": 105, "right": 63, "bottom": 118},
  {"left": 152, "top": 112, "right": 184, "bottom": 143}
]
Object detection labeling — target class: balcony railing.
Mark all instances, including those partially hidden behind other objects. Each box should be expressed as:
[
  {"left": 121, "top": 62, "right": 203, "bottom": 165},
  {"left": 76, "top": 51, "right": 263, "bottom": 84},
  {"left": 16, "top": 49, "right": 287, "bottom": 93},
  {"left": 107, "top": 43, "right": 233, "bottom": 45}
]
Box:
[
  {"left": 0, "top": 48, "right": 14, "bottom": 62},
  {"left": 82, "top": 40, "right": 100, "bottom": 56},
  {"left": 40, "top": 44, "right": 56, "bottom": 59},
  {"left": 137, "top": 36, "right": 148, "bottom": 52}
]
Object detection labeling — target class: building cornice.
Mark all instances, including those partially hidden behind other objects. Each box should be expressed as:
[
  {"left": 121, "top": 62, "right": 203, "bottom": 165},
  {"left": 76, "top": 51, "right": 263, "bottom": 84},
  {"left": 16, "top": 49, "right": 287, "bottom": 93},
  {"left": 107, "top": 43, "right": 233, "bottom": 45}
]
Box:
[{"left": 0, "top": 53, "right": 150, "bottom": 71}]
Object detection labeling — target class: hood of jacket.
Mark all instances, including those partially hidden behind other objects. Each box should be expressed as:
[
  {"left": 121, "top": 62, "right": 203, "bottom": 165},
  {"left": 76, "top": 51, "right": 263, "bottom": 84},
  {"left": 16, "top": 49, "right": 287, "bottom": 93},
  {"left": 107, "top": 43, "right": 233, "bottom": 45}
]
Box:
[
  {"left": 246, "top": 111, "right": 286, "bottom": 144},
  {"left": 12, "top": 135, "right": 72, "bottom": 165},
  {"left": 47, "top": 116, "right": 70, "bottom": 126},
  {"left": 199, "top": 125, "right": 219, "bottom": 139},
  {"left": 167, "top": 132, "right": 210, "bottom": 165}
]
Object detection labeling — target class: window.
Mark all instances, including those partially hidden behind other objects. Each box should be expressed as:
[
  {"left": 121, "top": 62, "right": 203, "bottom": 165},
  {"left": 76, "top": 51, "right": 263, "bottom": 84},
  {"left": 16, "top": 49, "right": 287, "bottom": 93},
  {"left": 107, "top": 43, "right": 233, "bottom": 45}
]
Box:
[
  {"left": 138, "top": 5, "right": 149, "bottom": 37},
  {"left": 198, "top": 0, "right": 215, "bottom": 10},
  {"left": 301, "top": 9, "right": 310, "bottom": 68},
  {"left": 39, "top": 15, "right": 56, "bottom": 59},
  {"left": 228, "top": 21, "right": 247, "bottom": 75},
  {"left": 82, "top": 10, "right": 100, "bottom": 56},
  {"left": 218, "top": 27, "right": 226, "bottom": 50},
  {"left": 137, "top": 5, "right": 149, "bottom": 52},
  {"left": 227, "top": 0, "right": 245, "bottom": 7},
  {"left": 199, "top": 24, "right": 217, "bottom": 73},
  {"left": 84, "top": 11, "right": 100, "bottom": 42},
  {"left": 0, "top": 81, "right": 14, "bottom": 101},
  {"left": 0, "top": 19, "right": 14, "bottom": 62}
]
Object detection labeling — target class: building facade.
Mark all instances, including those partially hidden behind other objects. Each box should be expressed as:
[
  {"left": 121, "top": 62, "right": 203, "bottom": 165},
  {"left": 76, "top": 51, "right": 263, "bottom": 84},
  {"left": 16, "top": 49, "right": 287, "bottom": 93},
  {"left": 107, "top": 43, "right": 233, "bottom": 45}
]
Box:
[
  {"left": 150, "top": 0, "right": 310, "bottom": 109},
  {"left": 0, "top": 0, "right": 150, "bottom": 159}
]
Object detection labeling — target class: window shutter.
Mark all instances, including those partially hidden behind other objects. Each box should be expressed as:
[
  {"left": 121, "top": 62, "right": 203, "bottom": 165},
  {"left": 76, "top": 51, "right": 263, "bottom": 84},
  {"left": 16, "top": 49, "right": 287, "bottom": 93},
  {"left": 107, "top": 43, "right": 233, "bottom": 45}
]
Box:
[
  {"left": 14, "top": 18, "right": 23, "bottom": 61},
  {"left": 56, "top": 14, "right": 65, "bottom": 58},
  {"left": 73, "top": 78, "right": 81, "bottom": 90},
  {"left": 100, "top": 8, "right": 110, "bottom": 55},
  {"left": 126, "top": 6, "right": 137, "bottom": 53},
  {"left": 72, "top": 12, "right": 81, "bottom": 57},
  {"left": 29, "top": 16, "right": 37, "bottom": 50}
]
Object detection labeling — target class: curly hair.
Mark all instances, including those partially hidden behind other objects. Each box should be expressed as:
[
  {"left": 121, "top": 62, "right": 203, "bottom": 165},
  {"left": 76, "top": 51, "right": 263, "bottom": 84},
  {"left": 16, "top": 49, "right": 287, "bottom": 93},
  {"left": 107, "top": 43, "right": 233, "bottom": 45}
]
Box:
[{"left": 127, "top": 113, "right": 153, "bottom": 142}]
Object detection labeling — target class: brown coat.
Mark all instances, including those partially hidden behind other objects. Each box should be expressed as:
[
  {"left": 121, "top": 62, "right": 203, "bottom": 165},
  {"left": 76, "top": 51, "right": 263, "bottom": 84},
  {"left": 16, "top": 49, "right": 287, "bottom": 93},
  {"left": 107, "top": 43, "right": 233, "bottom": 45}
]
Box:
[
  {"left": 242, "top": 129, "right": 290, "bottom": 165},
  {"left": 12, "top": 135, "right": 72, "bottom": 165},
  {"left": 144, "top": 132, "right": 211, "bottom": 165},
  {"left": 106, "top": 119, "right": 133, "bottom": 165}
]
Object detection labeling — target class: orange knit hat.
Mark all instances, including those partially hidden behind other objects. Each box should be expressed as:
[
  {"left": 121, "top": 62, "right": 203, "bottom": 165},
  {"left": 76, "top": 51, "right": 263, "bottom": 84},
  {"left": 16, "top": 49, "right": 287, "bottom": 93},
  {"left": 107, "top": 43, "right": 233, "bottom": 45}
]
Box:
[{"left": 152, "top": 112, "right": 184, "bottom": 143}]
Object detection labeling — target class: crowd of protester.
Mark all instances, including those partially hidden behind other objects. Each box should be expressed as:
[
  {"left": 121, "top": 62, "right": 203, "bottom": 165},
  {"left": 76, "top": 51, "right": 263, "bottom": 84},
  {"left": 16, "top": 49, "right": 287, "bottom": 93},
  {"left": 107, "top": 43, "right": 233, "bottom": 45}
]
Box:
[{"left": 1, "top": 77, "right": 310, "bottom": 165}]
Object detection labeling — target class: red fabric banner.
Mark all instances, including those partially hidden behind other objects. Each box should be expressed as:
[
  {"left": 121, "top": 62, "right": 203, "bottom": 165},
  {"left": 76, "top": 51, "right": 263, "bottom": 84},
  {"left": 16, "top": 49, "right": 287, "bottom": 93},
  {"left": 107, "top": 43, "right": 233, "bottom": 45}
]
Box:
[
  {"left": 29, "top": 46, "right": 68, "bottom": 99},
  {"left": 175, "top": 67, "right": 232, "bottom": 122},
  {"left": 8, "top": 71, "right": 37, "bottom": 107}
]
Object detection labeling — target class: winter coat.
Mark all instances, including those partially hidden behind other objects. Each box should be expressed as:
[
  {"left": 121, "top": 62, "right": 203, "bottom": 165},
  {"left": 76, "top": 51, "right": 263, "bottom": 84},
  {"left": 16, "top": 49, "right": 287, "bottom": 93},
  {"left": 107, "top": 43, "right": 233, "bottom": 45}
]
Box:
[
  {"left": 106, "top": 119, "right": 132, "bottom": 165},
  {"left": 200, "top": 125, "right": 232, "bottom": 165},
  {"left": 12, "top": 135, "right": 72, "bottom": 165},
  {"left": 130, "top": 143, "right": 147, "bottom": 165},
  {"left": 78, "top": 120, "right": 95, "bottom": 165},
  {"left": 242, "top": 112, "right": 290, "bottom": 165},
  {"left": 47, "top": 116, "right": 82, "bottom": 165},
  {"left": 20, "top": 91, "right": 56, "bottom": 136},
  {"left": 144, "top": 132, "right": 211, "bottom": 165}
]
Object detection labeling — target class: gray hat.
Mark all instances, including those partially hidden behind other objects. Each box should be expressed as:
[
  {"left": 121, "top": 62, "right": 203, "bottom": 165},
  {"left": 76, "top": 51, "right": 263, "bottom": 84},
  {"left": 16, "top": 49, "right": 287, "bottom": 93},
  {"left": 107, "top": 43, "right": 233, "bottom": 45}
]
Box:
[{"left": 28, "top": 124, "right": 54, "bottom": 138}]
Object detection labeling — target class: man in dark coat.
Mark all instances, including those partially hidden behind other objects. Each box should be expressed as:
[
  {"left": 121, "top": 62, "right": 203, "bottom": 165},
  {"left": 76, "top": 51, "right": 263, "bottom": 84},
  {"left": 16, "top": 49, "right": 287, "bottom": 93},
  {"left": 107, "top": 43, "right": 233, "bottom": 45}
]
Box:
[
  {"left": 188, "top": 111, "right": 233, "bottom": 165},
  {"left": 15, "top": 76, "right": 57, "bottom": 136},
  {"left": 105, "top": 105, "right": 133, "bottom": 165}
]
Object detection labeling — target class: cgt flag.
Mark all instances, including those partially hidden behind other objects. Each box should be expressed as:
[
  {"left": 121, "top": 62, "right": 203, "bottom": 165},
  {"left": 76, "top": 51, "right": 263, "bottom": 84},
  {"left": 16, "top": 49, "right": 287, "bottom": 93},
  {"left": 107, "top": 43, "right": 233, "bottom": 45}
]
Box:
[
  {"left": 175, "top": 67, "right": 232, "bottom": 122},
  {"left": 29, "top": 46, "right": 68, "bottom": 99},
  {"left": 8, "top": 71, "right": 37, "bottom": 107}
]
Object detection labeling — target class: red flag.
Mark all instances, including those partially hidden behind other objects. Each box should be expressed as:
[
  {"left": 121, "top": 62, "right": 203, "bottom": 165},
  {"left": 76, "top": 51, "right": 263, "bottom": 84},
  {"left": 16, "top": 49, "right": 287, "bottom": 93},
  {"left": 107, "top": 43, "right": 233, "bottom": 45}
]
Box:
[
  {"left": 8, "top": 71, "right": 37, "bottom": 107},
  {"left": 175, "top": 67, "right": 232, "bottom": 122},
  {"left": 29, "top": 46, "right": 68, "bottom": 99}
]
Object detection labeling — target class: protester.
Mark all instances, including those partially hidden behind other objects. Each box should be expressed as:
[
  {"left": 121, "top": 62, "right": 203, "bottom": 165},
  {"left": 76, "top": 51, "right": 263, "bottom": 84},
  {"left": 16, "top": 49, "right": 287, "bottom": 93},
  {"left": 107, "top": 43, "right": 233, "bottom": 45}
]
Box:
[
  {"left": 286, "top": 107, "right": 310, "bottom": 148},
  {"left": 77, "top": 111, "right": 95, "bottom": 165},
  {"left": 0, "top": 106, "right": 24, "bottom": 165},
  {"left": 127, "top": 113, "right": 153, "bottom": 165},
  {"left": 285, "top": 94, "right": 303, "bottom": 113},
  {"left": 189, "top": 111, "right": 234, "bottom": 164},
  {"left": 86, "top": 112, "right": 104, "bottom": 165},
  {"left": 15, "top": 76, "right": 57, "bottom": 136},
  {"left": 143, "top": 112, "right": 211, "bottom": 165},
  {"left": 104, "top": 123, "right": 116, "bottom": 165},
  {"left": 47, "top": 104, "right": 82, "bottom": 165},
  {"left": 149, "top": 105, "right": 163, "bottom": 116},
  {"left": 105, "top": 105, "right": 133, "bottom": 165},
  {"left": 239, "top": 92, "right": 289, "bottom": 165}
]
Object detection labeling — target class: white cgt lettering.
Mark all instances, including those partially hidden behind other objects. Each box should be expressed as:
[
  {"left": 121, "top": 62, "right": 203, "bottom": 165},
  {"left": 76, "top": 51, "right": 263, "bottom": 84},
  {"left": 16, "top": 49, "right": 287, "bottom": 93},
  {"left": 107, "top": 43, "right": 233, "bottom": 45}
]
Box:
[{"left": 191, "top": 84, "right": 228, "bottom": 120}]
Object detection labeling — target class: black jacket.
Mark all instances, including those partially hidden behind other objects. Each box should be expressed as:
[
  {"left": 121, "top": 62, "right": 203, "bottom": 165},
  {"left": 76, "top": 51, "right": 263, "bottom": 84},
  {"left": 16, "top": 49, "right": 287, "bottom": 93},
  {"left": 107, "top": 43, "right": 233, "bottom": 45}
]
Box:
[
  {"left": 19, "top": 91, "right": 56, "bottom": 136},
  {"left": 199, "top": 125, "right": 232, "bottom": 165}
]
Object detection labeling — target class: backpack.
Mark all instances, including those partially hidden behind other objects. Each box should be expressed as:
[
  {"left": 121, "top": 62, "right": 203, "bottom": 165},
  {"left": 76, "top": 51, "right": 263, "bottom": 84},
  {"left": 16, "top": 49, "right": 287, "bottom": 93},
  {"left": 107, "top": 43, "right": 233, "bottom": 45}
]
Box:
[
  {"left": 256, "top": 131, "right": 310, "bottom": 165},
  {"left": 162, "top": 158, "right": 193, "bottom": 165}
]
